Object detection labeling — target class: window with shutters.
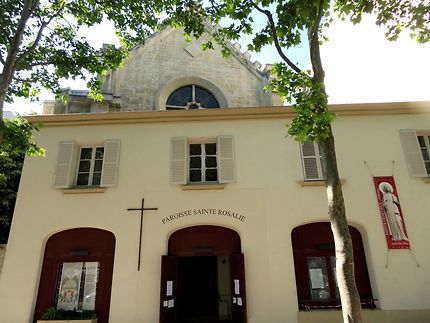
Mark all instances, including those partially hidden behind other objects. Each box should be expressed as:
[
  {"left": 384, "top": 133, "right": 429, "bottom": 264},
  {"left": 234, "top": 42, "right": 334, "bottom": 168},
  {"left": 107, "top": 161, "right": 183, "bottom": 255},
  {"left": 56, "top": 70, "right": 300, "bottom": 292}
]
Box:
[
  {"left": 399, "top": 130, "right": 430, "bottom": 177},
  {"left": 170, "top": 136, "right": 235, "bottom": 185},
  {"left": 300, "top": 142, "right": 324, "bottom": 181},
  {"left": 54, "top": 140, "right": 121, "bottom": 189}
]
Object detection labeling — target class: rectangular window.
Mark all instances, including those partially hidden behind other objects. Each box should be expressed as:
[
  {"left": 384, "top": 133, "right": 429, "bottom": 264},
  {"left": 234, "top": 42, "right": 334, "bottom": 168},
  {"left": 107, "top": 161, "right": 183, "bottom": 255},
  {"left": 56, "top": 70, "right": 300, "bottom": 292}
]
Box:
[
  {"left": 55, "top": 262, "right": 99, "bottom": 311},
  {"left": 300, "top": 142, "right": 324, "bottom": 181},
  {"left": 170, "top": 136, "right": 235, "bottom": 185},
  {"left": 417, "top": 135, "right": 430, "bottom": 175},
  {"left": 76, "top": 147, "right": 104, "bottom": 186},
  {"left": 189, "top": 143, "right": 218, "bottom": 183}
]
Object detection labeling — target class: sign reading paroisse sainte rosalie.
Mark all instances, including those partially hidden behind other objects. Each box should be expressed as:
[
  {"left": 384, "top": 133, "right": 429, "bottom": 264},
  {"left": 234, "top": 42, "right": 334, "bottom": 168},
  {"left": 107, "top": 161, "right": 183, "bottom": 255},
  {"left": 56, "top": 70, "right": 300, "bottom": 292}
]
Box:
[{"left": 161, "top": 208, "right": 246, "bottom": 224}]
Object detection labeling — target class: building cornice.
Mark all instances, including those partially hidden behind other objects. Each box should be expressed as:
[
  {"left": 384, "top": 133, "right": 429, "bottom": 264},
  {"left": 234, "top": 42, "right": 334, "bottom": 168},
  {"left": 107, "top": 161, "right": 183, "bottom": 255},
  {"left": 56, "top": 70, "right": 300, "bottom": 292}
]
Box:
[{"left": 25, "top": 101, "right": 430, "bottom": 127}]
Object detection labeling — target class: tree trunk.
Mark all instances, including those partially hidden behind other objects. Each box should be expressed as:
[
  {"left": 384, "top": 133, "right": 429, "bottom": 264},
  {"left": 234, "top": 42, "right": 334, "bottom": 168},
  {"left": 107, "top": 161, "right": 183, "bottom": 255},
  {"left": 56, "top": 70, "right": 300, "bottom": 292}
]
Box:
[
  {"left": 0, "top": 0, "right": 38, "bottom": 125},
  {"left": 319, "top": 132, "right": 363, "bottom": 323},
  {"left": 308, "top": 1, "right": 363, "bottom": 321}
]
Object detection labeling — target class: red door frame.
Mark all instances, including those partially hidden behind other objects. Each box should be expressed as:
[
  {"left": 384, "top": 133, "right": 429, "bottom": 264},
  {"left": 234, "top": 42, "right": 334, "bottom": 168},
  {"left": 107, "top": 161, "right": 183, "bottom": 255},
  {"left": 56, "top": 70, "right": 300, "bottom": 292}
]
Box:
[{"left": 33, "top": 228, "right": 115, "bottom": 323}]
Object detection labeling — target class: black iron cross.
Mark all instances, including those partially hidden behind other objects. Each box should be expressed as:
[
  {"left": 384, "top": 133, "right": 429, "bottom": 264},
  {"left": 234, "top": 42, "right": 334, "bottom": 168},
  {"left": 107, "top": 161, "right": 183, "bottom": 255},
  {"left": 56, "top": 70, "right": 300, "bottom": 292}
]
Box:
[{"left": 127, "top": 198, "right": 158, "bottom": 271}]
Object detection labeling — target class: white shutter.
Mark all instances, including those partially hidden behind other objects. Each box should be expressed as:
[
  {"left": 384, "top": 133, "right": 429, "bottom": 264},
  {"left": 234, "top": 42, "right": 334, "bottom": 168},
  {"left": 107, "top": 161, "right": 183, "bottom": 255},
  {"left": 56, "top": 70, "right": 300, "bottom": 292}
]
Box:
[
  {"left": 100, "top": 139, "right": 121, "bottom": 187},
  {"left": 399, "top": 129, "right": 427, "bottom": 177},
  {"left": 218, "top": 135, "right": 235, "bottom": 183},
  {"left": 170, "top": 137, "right": 187, "bottom": 184},
  {"left": 300, "top": 142, "right": 323, "bottom": 181},
  {"left": 54, "top": 141, "right": 76, "bottom": 188}
]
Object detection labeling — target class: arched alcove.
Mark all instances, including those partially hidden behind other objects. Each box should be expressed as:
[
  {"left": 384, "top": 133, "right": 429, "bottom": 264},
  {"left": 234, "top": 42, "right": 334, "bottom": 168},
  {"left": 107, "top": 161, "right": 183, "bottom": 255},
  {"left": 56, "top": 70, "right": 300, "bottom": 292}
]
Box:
[
  {"left": 33, "top": 228, "right": 115, "bottom": 323},
  {"left": 291, "top": 222, "right": 374, "bottom": 310}
]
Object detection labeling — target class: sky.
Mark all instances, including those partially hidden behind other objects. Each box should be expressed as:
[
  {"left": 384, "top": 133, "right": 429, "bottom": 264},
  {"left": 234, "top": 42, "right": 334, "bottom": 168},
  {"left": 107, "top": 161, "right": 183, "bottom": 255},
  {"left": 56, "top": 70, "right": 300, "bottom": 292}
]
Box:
[{"left": 5, "top": 13, "right": 430, "bottom": 115}]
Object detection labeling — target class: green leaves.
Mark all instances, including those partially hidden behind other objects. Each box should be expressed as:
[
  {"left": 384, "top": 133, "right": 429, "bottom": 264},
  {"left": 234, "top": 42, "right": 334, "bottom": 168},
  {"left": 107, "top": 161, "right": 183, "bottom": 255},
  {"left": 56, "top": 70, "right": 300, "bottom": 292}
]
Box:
[
  {"left": 0, "top": 0, "right": 175, "bottom": 108},
  {"left": 0, "top": 117, "right": 44, "bottom": 243},
  {"left": 270, "top": 63, "right": 334, "bottom": 142},
  {"left": 335, "top": 0, "right": 430, "bottom": 43}
]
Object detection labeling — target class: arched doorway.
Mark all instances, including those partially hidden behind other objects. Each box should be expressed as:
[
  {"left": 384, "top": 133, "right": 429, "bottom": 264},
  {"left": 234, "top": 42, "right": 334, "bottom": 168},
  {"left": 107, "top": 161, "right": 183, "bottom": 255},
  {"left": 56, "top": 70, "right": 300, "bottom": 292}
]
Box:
[
  {"left": 160, "top": 225, "right": 247, "bottom": 323},
  {"left": 33, "top": 228, "right": 115, "bottom": 323}
]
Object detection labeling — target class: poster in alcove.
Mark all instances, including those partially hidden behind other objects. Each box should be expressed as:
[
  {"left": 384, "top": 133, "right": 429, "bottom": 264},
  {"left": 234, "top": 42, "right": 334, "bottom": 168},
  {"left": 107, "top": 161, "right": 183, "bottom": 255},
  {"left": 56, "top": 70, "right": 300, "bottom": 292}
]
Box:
[{"left": 373, "top": 176, "right": 410, "bottom": 249}]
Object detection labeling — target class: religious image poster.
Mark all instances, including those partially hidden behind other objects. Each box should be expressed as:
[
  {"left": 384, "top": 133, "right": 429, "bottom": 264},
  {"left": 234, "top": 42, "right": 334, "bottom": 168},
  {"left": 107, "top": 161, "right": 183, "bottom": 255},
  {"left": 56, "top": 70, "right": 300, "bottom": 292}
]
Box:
[
  {"left": 57, "top": 262, "right": 83, "bottom": 311},
  {"left": 373, "top": 176, "right": 410, "bottom": 249}
]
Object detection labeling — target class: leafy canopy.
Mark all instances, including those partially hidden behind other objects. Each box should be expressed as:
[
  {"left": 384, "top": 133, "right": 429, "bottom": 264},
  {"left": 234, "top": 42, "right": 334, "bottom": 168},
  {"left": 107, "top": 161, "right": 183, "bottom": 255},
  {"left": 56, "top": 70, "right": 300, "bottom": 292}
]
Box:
[
  {"left": 0, "top": 117, "right": 44, "bottom": 243},
  {"left": 0, "top": 0, "right": 201, "bottom": 102}
]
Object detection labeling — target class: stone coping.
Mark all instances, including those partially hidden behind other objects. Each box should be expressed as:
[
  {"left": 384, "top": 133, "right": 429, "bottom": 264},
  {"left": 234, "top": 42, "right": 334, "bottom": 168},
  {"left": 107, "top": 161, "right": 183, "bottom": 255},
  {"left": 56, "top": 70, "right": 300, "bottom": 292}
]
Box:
[{"left": 25, "top": 101, "right": 430, "bottom": 127}]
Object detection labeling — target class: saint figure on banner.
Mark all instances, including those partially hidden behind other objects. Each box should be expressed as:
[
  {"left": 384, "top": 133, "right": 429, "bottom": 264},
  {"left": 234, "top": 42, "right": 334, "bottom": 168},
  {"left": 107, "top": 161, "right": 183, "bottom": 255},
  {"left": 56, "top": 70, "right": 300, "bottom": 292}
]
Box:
[{"left": 379, "top": 182, "right": 408, "bottom": 241}]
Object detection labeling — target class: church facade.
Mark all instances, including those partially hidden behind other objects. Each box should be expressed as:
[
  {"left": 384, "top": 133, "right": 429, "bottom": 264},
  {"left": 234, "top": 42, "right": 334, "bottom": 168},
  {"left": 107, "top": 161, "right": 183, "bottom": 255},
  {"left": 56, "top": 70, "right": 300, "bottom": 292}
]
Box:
[{"left": 0, "top": 27, "right": 429, "bottom": 323}]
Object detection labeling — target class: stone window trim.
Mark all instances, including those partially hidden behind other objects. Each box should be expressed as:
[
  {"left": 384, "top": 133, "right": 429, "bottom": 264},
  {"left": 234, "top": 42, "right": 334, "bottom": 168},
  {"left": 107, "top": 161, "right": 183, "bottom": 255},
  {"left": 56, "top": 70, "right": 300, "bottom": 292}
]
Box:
[{"left": 156, "top": 76, "right": 228, "bottom": 110}]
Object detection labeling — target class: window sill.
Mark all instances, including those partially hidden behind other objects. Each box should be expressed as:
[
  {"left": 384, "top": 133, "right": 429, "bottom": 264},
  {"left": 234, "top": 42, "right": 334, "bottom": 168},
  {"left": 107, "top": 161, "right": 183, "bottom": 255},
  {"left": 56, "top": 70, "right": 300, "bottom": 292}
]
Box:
[
  {"left": 297, "top": 179, "right": 345, "bottom": 187},
  {"left": 62, "top": 187, "right": 107, "bottom": 194},
  {"left": 181, "top": 183, "right": 226, "bottom": 190}
]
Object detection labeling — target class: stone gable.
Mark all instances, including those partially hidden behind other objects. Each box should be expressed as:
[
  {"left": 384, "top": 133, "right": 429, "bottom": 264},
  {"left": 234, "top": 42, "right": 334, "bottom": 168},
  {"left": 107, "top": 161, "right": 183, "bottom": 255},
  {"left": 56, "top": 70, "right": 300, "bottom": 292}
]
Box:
[{"left": 104, "top": 27, "right": 273, "bottom": 111}]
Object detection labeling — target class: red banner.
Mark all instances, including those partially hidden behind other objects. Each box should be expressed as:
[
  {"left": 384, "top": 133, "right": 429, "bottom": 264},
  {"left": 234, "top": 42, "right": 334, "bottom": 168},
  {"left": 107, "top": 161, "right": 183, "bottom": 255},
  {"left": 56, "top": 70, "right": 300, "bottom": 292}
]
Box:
[{"left": 373, "top": 176, "right": 410, "bottom": 249}]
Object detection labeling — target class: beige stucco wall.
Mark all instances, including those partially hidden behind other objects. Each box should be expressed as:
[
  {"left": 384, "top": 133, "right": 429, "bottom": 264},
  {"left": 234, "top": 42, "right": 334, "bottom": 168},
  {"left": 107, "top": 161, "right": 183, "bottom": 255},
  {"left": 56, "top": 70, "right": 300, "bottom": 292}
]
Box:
[
  {"left": 106, "top": 27, "right": 272, "bottom": 111},
  {"left": 0, "top": 109, "right": 429, "bottom": 323}
]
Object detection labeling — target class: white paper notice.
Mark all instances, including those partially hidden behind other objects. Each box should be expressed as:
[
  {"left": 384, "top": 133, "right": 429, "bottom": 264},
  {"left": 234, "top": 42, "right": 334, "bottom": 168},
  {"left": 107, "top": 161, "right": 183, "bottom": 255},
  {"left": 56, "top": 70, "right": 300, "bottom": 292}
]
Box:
[
  {"left": 82, "top": 262, "right": 99, "bottom": 311},
  {"left": 166, "top": 281, "right": 173, "bottom": 296},
  {"left": 237, "top": 297, "right": 242, "bottom": 306},
  {"left": 168, "top": 299, "right": 174, "bottom": 308},
  {"left": 234, "top": 279, "right": 240, "bottom": 295},
  {"left": 309, "top": 268, "right": 325, "bottom": 289},
  {"left": 163, "top": 301, "right": 168, "bottom": 307},
  {"left": 233, "top": 297, "right": 237, "bottom": 304}
]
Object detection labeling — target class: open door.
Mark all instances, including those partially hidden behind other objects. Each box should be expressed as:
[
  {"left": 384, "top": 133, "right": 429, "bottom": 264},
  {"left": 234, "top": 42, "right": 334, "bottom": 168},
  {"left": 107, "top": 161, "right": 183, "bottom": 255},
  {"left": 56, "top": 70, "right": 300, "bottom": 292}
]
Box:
[
  {"left": 231, "top": 253, "right": 247, "bottom": 323},
  {"left": 159, "top": 255, "right": 178, "bottom": 323}
]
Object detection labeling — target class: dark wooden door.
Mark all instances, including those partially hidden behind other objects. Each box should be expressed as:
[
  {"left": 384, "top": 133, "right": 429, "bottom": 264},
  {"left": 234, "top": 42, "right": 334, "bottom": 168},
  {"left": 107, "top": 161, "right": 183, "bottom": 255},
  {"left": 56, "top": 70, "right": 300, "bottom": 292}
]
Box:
[
  {"left": 230, "top": 253, "right": 247, "bottom": 323},
  {"left": 159, "top": 255, "right": 178, "bottom": 323}
]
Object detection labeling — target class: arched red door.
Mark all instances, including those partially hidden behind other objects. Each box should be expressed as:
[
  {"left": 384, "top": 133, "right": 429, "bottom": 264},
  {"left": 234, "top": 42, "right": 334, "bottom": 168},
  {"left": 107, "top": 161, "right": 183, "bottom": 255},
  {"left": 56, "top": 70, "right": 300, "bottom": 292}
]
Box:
[
  {"left": 160, "top": 225, "right": 247, "bottom": 323},
  {"left": 33, "top": 228, "right": 115, "bottom": 323}
]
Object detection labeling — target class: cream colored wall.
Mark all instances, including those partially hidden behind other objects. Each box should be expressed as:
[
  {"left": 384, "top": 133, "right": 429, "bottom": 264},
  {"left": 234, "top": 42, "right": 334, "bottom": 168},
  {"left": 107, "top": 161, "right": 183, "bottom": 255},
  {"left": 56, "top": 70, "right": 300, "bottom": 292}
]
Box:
[
  {"left": 108, "top": 28, "right": 271, "bottom": 111},
  {"left": 0, "top": 111, "right": 429, "bottom": 323}
]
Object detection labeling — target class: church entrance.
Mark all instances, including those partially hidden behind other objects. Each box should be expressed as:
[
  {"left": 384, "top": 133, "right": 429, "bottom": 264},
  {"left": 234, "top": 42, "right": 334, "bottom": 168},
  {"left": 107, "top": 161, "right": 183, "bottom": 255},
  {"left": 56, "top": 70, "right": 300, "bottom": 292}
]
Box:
[{"left": 160, "top": 226, "right": 247, "bottom": 323}]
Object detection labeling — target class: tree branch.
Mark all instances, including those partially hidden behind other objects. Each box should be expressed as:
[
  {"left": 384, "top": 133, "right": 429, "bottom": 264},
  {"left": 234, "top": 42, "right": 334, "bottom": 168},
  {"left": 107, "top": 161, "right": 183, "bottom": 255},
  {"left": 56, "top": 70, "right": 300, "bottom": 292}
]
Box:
[
  {"left": 308, "top": 0, "right": 326, "bottom": 82},
  {"left": 12, "top": 75, "right": 38, "bottom": 83},
  {"left": 0, "top": 0, "right": 40, "bottom": 120},
  {"left": 16, "top": 60, "right": 52, "bottom": 70},
  {"left": 13, "top": 5, "right": 64, "bottom": 70},
  {"left": 254, "top": 4, "right": 302, "bottom": 73}
]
